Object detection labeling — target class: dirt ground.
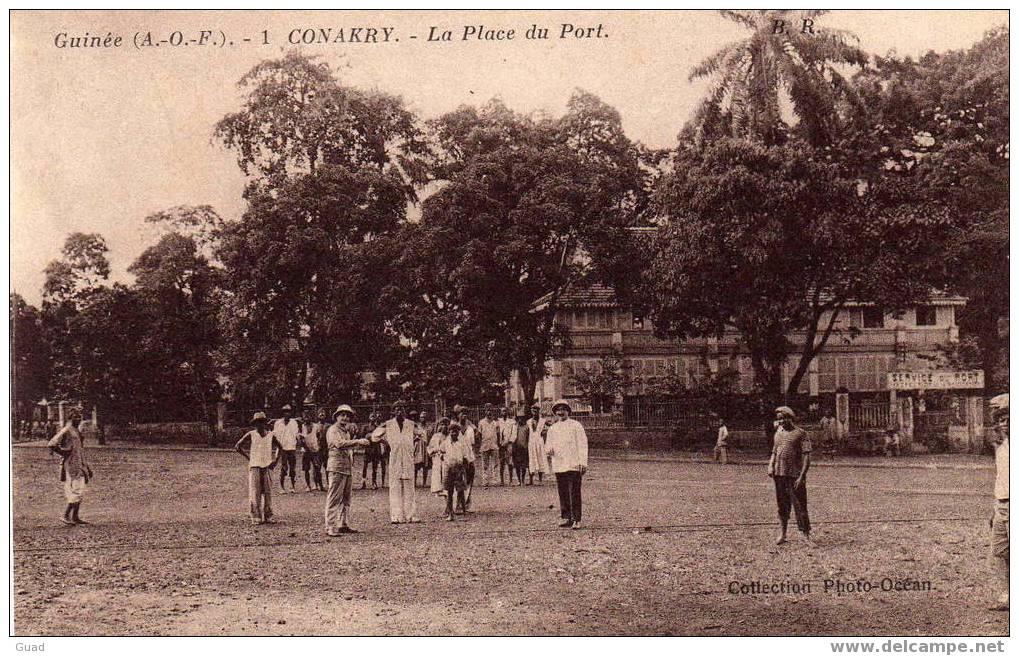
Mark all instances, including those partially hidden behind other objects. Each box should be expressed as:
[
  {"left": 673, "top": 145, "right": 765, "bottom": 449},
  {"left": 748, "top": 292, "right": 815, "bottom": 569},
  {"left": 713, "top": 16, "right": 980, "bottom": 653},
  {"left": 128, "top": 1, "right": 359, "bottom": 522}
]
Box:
[{"left": 12, "top": 445, "right": 1008, "bottom": 636}]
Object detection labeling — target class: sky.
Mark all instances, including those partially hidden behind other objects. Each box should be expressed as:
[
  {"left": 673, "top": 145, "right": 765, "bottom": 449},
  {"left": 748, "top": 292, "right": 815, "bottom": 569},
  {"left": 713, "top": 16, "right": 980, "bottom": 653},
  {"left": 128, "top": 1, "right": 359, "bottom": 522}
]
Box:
[{"left": 9, "top": 9, "right": 1008, "bottom": 303}]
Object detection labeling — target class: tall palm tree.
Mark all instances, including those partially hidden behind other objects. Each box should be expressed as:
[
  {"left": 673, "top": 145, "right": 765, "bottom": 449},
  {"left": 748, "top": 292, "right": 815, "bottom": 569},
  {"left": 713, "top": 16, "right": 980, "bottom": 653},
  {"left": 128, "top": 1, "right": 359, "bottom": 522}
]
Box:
[{"left": 689, "top": 10, "right": 868, "bottom": 146}]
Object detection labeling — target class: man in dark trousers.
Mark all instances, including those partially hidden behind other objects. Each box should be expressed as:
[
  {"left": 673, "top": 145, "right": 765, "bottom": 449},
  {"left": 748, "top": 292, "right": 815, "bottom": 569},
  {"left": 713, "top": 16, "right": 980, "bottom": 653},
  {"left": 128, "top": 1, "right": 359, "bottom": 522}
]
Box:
[
  {"left": 767, "top": 406, "right": 812, "bottom": 545},
  {"left": 361, "top": 411, "right": 384, "bottom": 489}
]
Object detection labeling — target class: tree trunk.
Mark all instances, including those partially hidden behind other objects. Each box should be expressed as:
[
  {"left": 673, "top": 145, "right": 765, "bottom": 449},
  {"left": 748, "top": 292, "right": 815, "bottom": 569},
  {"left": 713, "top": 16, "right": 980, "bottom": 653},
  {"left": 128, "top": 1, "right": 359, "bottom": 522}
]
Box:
[
  {"left": 518, "top": 367, "right": 536, "bottom": 410},
  {"left": 750, "top": 348, "right": 784, "bottom": 438}
]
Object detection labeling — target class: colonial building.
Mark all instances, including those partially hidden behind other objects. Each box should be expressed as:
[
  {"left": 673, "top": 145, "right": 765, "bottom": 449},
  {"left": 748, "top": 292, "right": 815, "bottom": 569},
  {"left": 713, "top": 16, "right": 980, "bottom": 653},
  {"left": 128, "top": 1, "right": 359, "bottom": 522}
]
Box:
[{"left": 508, "top": 282, "right": 967, "bottom": 412}]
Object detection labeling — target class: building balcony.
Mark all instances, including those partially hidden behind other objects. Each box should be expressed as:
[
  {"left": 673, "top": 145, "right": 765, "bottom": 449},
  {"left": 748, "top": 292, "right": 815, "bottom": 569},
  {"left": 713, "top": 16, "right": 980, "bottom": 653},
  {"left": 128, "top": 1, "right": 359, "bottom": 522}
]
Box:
[{"left": 563, "top": 326, "right": 956, "bottom": 358}]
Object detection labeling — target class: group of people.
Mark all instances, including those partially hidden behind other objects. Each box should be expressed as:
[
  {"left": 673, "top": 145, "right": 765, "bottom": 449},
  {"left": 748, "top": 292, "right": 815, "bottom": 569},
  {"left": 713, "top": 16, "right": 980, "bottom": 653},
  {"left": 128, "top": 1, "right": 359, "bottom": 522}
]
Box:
[
  {"left": 233, "top": 399, "right": 590, "bottom": 535},
  {"left": 42, "top": 393, "right": 1007, "bottom": 611}
]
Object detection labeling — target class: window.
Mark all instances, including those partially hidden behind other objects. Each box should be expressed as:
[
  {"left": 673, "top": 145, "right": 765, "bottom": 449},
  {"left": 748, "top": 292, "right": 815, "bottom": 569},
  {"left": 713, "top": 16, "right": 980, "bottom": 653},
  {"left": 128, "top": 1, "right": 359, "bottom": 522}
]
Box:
[
  {"left": 916, "top": 305, "right": 937, "bottom": 327},
  {"left": 632, "top": 315, "right": 645, "bottom": 330},
  {"left": 862, "top": 307, "right": 885, "bottom": 329}
]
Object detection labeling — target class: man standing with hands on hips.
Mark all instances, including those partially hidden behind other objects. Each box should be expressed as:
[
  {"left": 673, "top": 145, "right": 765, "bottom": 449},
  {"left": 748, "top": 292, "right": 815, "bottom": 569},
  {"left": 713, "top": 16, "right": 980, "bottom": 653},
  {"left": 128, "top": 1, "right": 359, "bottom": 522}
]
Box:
[
  {"left": 768, "top": 406, "right": 812, "bottom": 545},
  {"left": 546, "top": 400, "right": 588, "bottom": 530}
]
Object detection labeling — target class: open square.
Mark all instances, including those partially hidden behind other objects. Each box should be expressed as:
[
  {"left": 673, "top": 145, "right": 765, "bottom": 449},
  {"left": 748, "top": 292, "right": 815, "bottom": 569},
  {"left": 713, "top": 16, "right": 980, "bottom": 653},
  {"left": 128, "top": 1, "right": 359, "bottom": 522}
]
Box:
[{"left": 12, "top": 445, "right": 1006, "bottom": 636}]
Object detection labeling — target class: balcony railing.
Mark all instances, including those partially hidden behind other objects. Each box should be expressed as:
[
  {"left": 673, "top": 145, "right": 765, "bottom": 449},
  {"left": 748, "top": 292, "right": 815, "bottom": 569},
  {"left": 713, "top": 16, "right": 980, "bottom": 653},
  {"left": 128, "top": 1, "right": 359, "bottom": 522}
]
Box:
[{"left": 562, "top": 327, "right": 953, "bottom": 354}]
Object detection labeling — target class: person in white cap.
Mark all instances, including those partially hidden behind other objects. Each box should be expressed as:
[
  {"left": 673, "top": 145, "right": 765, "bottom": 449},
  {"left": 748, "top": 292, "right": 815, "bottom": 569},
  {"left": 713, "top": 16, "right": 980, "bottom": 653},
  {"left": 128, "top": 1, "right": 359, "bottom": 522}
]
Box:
[
  {"left": 324, "top": 405, "right": 371, "bottom": 536},
  {"left": 987, "top": 393, "right": 1009, "bottom": 611},
  {"left": 47, "top": 409, "right": 93, "bottom": 526},
  {"left": 273, "top": 404, "right": 301, "bottom": 493},
  {"left": 235, "top": 411, "right": 283, "bottom": 525},
  {"left": 545, "top": 400, "right": 588, "bottom": 529},
  {"left": 526, "top": 403, "right": 549, "bottom": 485},
  {"left": 372, "top": 400, "right": 421, "bottom": 523},
  {"left": 767, "top": 406, "right": 812, "bottom": 545}
]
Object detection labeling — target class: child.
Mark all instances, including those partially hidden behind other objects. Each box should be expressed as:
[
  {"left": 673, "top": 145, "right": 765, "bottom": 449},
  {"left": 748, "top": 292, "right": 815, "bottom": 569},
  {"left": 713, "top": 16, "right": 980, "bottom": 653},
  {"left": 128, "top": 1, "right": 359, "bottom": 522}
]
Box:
[
  {"left": 513, "top": 411, "right": 529, "bottom": 485},
  {"left": 714, "top": 416, "right": 729, "bottom": 464},
  {"left": 428, "top": 418, "right": 449, "bottom": 495},
  {"left": 324, "top": 405, "right": 371, "bottom": 536},
  {"left": 442, "top": 422, "right": 472, "bottom": 520},
  {"left": 235, "top": 412, "right": 282, "bottom": 525},
  {"left": 47, "top": 410, "right": 92, "bottom": 526},
  {"left": 884, "top": 428, "right": 901, "bottom": 457}
]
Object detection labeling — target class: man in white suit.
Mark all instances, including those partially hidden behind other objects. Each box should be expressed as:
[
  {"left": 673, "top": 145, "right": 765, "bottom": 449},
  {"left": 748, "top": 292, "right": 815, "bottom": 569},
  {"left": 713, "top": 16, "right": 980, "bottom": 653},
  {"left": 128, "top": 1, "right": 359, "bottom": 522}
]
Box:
[{"left": 372, "top": 400, "right": 421, "bottom": 524}]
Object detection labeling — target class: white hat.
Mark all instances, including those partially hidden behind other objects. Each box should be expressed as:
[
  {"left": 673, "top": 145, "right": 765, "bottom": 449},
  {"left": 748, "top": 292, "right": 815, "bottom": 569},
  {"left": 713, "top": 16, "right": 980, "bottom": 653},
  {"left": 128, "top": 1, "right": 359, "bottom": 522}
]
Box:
[
  {"left": 281, "top": 404, "right": 293, "bottom": 411},
  {"left": 251, "top": 411, "right": 268, "bottom": 423},
  {"left": 551, "top": 399, "right": 572, "bottom": 414},
  {"left": 333, "top": 404, "right": 355, "bottom": 419},
  {"left": 775, "top": 406, "right": 796, "bottom": 420}
]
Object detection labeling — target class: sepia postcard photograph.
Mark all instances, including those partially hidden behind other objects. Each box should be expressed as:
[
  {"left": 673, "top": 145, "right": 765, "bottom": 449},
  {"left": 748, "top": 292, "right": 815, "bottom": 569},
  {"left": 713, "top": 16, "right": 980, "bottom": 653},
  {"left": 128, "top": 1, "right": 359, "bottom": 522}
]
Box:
[{"left": 7, "top": 7, "right": 1011, "bottom": 644}]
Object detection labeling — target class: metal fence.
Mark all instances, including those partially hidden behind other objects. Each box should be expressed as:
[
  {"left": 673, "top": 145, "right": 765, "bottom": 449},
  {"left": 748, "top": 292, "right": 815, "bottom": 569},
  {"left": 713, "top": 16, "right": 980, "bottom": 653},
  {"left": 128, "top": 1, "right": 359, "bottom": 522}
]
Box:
[{"left": 850, "top": 402, "right": 891, "bottom": 430}]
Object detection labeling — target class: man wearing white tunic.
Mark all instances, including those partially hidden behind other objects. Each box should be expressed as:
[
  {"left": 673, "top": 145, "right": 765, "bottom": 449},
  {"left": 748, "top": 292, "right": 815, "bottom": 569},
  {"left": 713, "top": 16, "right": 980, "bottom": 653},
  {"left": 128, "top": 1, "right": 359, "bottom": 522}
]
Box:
[
  {"left": 372, "top": 401, "right": 421, "bottom": 524},
  {"left": 546, "top": 400, "right": 588, "bottom": 529},
  {"left": 526, "top": 404, "right": 549, "bottom": 485}
]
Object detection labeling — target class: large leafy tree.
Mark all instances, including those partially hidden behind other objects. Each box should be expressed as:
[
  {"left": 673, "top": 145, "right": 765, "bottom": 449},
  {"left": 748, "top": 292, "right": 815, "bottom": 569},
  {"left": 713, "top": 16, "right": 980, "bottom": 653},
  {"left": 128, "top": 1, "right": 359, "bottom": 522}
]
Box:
[
  {"left": 689, "top": 10, "right": 867, "bottom": 146},
  {"left": 10, "top": 293, "right": 51, "bottom": 436},
  {"left": 215, "top": 53, "right": 425, "bottom": 406},
  {"left": 128, "top": 228, "right": 225, "bottom": 428},
  {"left": 638, "top": 139, "right": 957, "bottom": 407},
  {"left": 40, "top": 233, "right": 114, "bottom": 410},
  {"left": 837, "top": 26, "right": 1009, "bottom": 390},
  {"left": 387, "top": 94, "right": 658, "bottom": 407}
]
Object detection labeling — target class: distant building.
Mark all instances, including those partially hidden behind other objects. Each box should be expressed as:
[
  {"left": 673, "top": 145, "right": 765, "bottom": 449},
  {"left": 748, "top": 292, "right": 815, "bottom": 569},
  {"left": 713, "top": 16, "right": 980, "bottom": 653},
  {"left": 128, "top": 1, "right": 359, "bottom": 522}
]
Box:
[{"left": 508, "top": 282, "right": 966, "bottom": 412}]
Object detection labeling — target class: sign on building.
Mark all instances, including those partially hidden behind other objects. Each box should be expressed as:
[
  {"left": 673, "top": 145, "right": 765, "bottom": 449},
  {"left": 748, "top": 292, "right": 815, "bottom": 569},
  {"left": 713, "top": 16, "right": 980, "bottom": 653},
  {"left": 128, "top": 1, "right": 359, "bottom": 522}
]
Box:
[{"left": 886, "top": 370, "right": 984, "bottom": 391}]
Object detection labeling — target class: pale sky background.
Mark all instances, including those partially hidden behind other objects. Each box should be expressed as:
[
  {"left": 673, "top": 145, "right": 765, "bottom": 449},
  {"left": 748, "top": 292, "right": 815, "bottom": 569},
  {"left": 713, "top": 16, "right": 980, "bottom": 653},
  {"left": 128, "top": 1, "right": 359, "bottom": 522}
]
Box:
[{"left": 10, "top": 10, "right": 1008, "bottom": 303}]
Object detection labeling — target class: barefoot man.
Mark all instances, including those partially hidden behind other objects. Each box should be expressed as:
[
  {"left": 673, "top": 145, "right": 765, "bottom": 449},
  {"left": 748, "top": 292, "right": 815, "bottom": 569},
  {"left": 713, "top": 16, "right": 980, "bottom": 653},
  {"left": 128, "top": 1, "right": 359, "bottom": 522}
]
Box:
[
  {"left": 47, "top": 409, "right": 93, "bottom": 526},
  {"left": 767, "top": 406, "right": 812, "bottom": 545}
]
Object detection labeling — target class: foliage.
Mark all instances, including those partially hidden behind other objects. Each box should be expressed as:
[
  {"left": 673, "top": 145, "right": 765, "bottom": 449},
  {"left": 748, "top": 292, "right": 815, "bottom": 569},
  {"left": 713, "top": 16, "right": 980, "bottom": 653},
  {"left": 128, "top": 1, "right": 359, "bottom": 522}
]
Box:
[
  {"left": 688, "top": 10, "right": 867, "bottom": 146},
  {"left": 41, "top": 232, "right": 110, "bottom": 307},
  {"left": 214, "top": 51, "right": 429, "bottom": 197},
  {"left": 214, "top": 53, "right": 424, "bottom": 406},
  {"left": 567, "top": 356, "right": 629, "bottom": 408},
  {"left": 128, "top": 231, "right": 225, "bottom": 426},
  {"left": 836, "top": 26, "right": 1009, "bottom": 390},
  {"left": 637, "top": 139, "right": 958, "bottom": 403},
  {"left": 386, "top": 93, "right": 658, "bottom": 407},
  {"left": 10, "top": 294, "right": 51, "bottom": 434}
]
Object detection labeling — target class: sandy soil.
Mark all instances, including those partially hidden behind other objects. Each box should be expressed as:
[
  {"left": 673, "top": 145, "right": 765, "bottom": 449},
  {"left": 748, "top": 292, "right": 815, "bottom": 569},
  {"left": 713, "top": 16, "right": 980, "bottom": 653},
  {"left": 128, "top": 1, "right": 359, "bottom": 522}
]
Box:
[{"left": 12, "top": 446, "right": 1008, "bottom": 636}]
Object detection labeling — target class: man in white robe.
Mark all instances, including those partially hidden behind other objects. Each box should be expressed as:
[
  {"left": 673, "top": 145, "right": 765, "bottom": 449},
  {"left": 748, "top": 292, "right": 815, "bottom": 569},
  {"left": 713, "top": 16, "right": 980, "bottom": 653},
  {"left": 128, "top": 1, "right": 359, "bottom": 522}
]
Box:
[{"left": 372, "top": 401, "right": 421, "bottom": 523}]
